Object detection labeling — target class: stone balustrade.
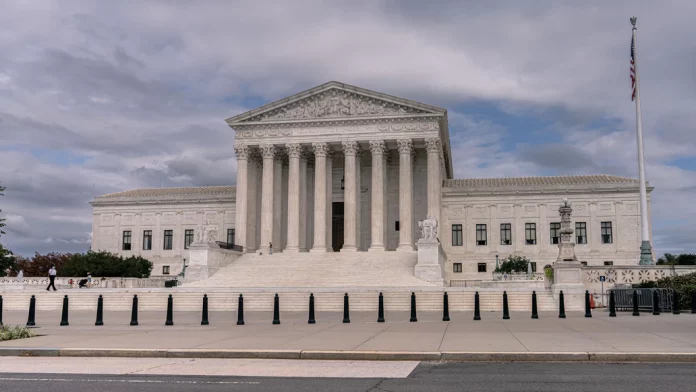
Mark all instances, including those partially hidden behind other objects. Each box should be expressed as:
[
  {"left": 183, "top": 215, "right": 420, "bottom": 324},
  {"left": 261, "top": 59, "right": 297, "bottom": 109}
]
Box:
[
  {"left": 581, "top": 265, "right": 696, "bottom": 293},
  {"left": 0, "top": 276, "right": 171, "bottom": 289}
]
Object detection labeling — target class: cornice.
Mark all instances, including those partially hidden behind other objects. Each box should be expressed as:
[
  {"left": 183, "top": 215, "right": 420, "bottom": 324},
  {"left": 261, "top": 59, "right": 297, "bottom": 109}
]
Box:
[{"left": 230, "top": 114, "right": 443, "bottom": 131}]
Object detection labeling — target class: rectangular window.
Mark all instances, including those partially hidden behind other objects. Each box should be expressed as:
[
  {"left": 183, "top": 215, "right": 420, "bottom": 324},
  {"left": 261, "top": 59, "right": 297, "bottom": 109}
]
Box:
[
  {"left": 576, "top": 222, "right": 587, "bottom": 244},
  {"left": 550, "top": 222, "right": 561, "bottom": 244},
  {"left": 395, "top": 221, "right": 400, "bottom": 231},
  {"left": 184, "top": 229, "right": 194, "bottom": 249},
  {"left": 500, "top": 223, "right": 511, "bottom": 245},
  {"left": 451, "top": 224, "right": 463, "bottom": 246},
  {"left": 478, "top": 263, "right": 487, "bottom": 273},
  {"left": 581, "top": 261, "right": 588, "bottom": 267},
  {"left": 142, "top": 230, "right": 152, "bottom": 250},
  {"left": 162, "top": 266, "right": 170, "bottom": 275},
  {"left": 530, "top": 262, "right": 537, "bottom": 273},
  {"left": 122, "top": 231, "right": 132, "bottom": 251},
  {"left": 604, "top": 261, "right": 614, "bottom": 266},
  {"left": 163, "top": 230, "right": 173, "bottom": 250},
  {"left": 476, "top": 224, "right": 487, "bottom": 246},
  {"left": 601, "top": 222, "right": 613, "bottom": 244},
  {"left": 227, "top": 229, "right": 235, "bottom": 246},
  {"left": 453, "top": 263, "right": 462, "bottom": 273},
  {"left": 525, "top": 223, "right": 537, "bottom": 245}
]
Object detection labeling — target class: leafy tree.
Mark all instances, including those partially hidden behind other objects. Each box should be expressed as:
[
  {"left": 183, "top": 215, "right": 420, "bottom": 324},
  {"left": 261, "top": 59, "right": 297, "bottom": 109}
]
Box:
[
  {"left": 495, "top": 255, "right": 531, "bottom": 273},
  {"left": 14, "top": 252, "right": 71, "bottom": 276},
  {"left": 635, "top": 271, "right": 696, "bottom": 310},
  {"left": 656, "top": 253, "right": 677, "bottom": 265},
  {"left": 0, "top": 243, "right": 17, "bottom": 277},
  {"left": 657, "top": 253, "right": 696, "bottom": 265}
]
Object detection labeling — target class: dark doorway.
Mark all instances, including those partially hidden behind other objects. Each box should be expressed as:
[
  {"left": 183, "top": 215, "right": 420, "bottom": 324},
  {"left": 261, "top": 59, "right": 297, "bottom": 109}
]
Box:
[{"left": 332, "top": 202, "right": 344, "bottom": 252}]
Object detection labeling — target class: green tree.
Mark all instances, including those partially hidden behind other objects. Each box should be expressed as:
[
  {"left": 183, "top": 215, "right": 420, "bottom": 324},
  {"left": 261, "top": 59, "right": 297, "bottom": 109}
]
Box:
[
  {"left": 657, "top": 253, "right": 696, "bottom": 265},
  {"left": 495, "top": 255, "right": 531, "bottom": 273},
  {"left": 0, "top": 243, "right": 17, "bottom": 277},
  {"left": 656, "top": 253, "right": 678, "bottom": 265}
]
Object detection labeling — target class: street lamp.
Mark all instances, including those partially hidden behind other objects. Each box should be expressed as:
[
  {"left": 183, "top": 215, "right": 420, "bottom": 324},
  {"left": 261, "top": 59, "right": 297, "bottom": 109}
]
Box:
[{"left": 495, "top": 253, "right": 499, "bottom": 271}]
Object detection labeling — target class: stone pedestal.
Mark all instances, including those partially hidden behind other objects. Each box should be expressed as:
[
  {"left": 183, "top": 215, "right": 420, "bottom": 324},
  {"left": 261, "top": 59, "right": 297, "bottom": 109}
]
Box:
[
  {"left": 551, "top": 260, "right": 586, "bottom": 307},
  {"left": 415, "top": 239, "right": 445, "bottom": 286},
  {"left": 184, "top": 242, "right": 242, "bottom": 282}
]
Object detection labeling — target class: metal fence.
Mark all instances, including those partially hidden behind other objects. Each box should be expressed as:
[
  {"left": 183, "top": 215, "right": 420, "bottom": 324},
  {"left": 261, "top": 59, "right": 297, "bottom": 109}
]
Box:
[{"left": 610, "top": 288, "right": 673, "bottom": 312}]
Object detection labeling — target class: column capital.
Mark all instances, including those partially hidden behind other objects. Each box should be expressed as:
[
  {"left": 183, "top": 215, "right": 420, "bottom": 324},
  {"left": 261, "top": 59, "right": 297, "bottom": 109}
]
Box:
[
  {"left": 286, "top": 143, "right": 302, "bottom": 158},
  {"left": 342, "top": 140, "right": 359, "bottom": 156},
  {"left": 425, "top": 138, "right": 441, "bottom": 153},
  {"left": 312, "top": 142, "right": 329, "bottom": 157},
  {"left": 234, "top": 144, "right": 250, "bottom": 159},
  {"left": 396, "top": 138, "right": 413, "bottom": 155},
  {"left": 259, "top": 144, "right": 276, "bottom": 159},
  {"left": 368, "top": 140, "right": 386, "bottom": 155}
]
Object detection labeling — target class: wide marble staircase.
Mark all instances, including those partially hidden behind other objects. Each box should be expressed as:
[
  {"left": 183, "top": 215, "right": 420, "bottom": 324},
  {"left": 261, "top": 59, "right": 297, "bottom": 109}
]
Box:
[{"left": 182, "top": 250, "right": 437, "bottom": 288}]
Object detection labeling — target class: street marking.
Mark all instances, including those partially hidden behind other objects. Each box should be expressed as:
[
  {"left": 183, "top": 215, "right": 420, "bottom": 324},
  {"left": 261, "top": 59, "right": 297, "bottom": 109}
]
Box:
[{"left": 0, "top": 377, "right": 259, "bottom": 385}]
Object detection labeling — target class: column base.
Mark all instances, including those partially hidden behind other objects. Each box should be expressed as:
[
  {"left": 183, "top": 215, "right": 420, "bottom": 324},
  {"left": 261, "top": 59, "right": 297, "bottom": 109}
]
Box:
[
  {"left": 397, "top": 244, "right": 415, "bottom": 252},
  {"left": 341, "top": 245, "right": 358, "bottom": 252},
  {"left": 309, "top": 247, "right": 327, "bottom": 253},
  {"left": 284, "top": 246, "right": 300, "bottom": 253},
  {"left": 368, "top": 245, "right": 386, "bottom": 252},
  {"left": 639, "top": 241, "right": 653, "bottom": 265}
]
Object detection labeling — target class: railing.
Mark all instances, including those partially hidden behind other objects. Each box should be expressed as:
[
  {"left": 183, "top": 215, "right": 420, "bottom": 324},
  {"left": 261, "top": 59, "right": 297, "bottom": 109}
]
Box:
[
  {"left": 0, "top": 276, "right": 169, "bottom": 289},
  {"left": 610, "top": 288, "right": 673, "bottom": 312},
  {"left": 449, "top": 280, "right": 483, "bottom": 287},
  {"left": 491, "top": 272, "right": 545, "bottom": 281},
  {"left": 216, "top": 241, "right": 244, "bottom": 252}
]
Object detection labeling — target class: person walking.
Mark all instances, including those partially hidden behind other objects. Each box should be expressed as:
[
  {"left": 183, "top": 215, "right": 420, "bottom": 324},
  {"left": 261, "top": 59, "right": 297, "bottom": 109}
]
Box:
[
  {"left": 16, "top": 269, "right": 24, "bottom": 284},
  {"left": 46, "top": 265, "right": 57, "bottom": 291},
  {"left": 269, "top": 242, "right": 273, "bottom": 255}
]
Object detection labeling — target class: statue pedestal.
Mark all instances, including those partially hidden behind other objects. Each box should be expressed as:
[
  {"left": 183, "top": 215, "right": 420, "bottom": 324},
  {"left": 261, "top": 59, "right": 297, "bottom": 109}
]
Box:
[
  {"left": 184, "top": 242, "right": 242, "bottom": 282},
  {"left": 551, "top": 260, "right": 585, "bottom": 307},
  {"left": 415, "top": 239, "right": 445, "bottom": 286}
]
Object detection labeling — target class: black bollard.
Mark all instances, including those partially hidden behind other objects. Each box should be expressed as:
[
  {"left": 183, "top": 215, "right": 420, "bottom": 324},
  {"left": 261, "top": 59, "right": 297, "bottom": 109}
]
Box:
[
  {"left": 201, "top": 294, "right": 209, "bottom": 326},
  {"left": 632, "top": 290, "right": 640, "bottom": 316},
  {"left": 531, "top": 291, "right": 538, "bottom": 319},
  {"left": 692, "top": 291, "right": 696, "bottom": 314},
  {"left": 584, "top": 291, "right": 592, "bottom": 318},
  {"left": 308, "top": 293, "right": 316, "bottom": 324},
  {"left": 558, "top": 291, "right": 566, "bottom": 319},
  {"left": 502, "top": 291, "right": 510, "bottom": 320},
  {"left": 609, "top": 291, "right": 616, "bottom": 317},
  {"left": 165, "top": 294, "right": 174, "bottom": 326},
  {"left": 343, "top": 293, "right": 350, "bottom": 323},
  {"left": 377, "top": 292, "right": 385, "bottom": 323},
  {"left": 672, "top": 291, "right": 680, "bottom": 315},
  {"left": 272, "top": 293, "right": 280, "bottom": 325},
  {"left": 442, "top": 292, "right": 450, "bottom": 322},
  {"left": 474, "top": 291, "right": 481, "bottom": 321},
  {"left": 95, "top": 295, "right": 104, "bottom": 326},
  {"left": 410, "top": 292, "right": 417, "bottom": 322},
  {"left": 27, "top": 295, "right": 36, "bottom": 327},
  {"left": 0, "top": 295, "right": 3, "bottom": 326},
  {"left": 237, "top": 294, "right": 245, "bottom": 325},
  {"left": 60, "top": 295, "right": 69, "bottom": 326},
  {"left": 130, "top": 295, "right": 139, "bottom": 326},
  {"left": 652, "top": 290, "right": 660, "bottom": 315}
]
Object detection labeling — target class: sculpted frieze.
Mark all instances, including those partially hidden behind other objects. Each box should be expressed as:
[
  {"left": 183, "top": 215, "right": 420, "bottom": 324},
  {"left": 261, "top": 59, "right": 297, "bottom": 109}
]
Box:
[
  {"left": 246, "top": 88, "right": 429, "bottom": 122},
  {"left": 235, "top": 120, "right": 439, "bottom": 140}
]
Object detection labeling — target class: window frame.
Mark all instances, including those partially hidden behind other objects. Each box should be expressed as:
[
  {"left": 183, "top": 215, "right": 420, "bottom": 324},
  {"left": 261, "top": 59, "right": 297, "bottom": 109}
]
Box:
[
  {"left": 162, "top": 266, "right": 170, "bottom": 275},
  {"left": 122, "top": 230, "right": 132, "bottom": 251},
  {"left": 163, "top": 230, "right": 173, "bottom": 250},
  {"left": 477, "top": 263, "right": 487, "bottom": 273},
  {"left": 227, "top": 228, "right": 235, "bottom": 246},
  {"left": 476, "top": 224, "right": 487, "bottom": 246},
  {"left": 550, "top": 222, "right": 561, "bottom": 244},
  {"left": 184, "top": 229, "right": 194, "bottom": 250},
  {"left": 575, "top": 222, "right": 587, "bottom": 244},
  {"left": 604, "top": 261, "right": 614, "bottom": 266},
  {"left": 451, "top": 224, "right": 463, "bottom": 247},
  {"left": 142, "top": 230, "right": 152, "bottom": 251},
  {"left": 525, "top": 223, "right": 537, "bottom": 245},
  {"left": 601, "top": 221, "right": 613, "bottom": 244},
  {"left": 500, "top": 223, "right": 512, "bottom": 245},
  {"left": 453, "top": 263, "right": 462, "bottom": 273}
]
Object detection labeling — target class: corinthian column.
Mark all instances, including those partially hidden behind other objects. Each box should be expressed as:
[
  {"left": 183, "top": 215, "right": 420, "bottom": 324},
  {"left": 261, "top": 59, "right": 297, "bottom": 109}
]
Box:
[
  {"left": 341, "top": 141, "right": 359, "bottom": 251},
  {"left": 368, "top": 140, "right": 386, "bottom": 251},
  {"left": 425, "top": 138, "right": 442, "bottom": 222},
  {"left": 397, "top": 138, "right": 414, "bottom": 251},
  {"left": 285, "top": 143, "right": 301, "bottom": 252},
  {"left": 259, "top": 144, "right": 275, "bottom": 254},
  {"left": 310, "top": 142, "right": 329, "bottom": 252},
  {"left": 233, "top": 145, "right": 249, "bottom": 252}
]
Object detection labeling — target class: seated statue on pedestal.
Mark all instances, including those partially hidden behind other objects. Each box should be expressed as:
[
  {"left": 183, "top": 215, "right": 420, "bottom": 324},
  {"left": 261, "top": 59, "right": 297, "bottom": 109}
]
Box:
[{"left": 418, "top": 214, "right": 438, "bottom": 240}]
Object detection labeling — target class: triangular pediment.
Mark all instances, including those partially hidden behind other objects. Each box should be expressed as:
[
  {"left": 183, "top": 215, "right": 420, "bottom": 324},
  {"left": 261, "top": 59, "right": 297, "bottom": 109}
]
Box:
[{"left": 226, "top": 81, "right": 445, "bottom": 124}]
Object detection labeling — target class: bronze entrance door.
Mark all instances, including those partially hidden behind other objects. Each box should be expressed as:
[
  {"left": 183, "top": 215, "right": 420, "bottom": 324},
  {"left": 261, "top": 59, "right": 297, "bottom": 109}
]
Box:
[{"left": 332, "top": 202, "right": 344, "bottom": 252}]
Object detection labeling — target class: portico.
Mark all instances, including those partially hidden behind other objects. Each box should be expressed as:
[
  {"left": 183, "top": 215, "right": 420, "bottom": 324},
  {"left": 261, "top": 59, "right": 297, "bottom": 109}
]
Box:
[{"left": 227, "top": 81, "right": 452, "bottom": 254}]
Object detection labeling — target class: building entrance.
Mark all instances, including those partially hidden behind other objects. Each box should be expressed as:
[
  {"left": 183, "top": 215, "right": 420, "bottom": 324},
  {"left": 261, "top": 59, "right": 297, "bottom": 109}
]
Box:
[{"left": 332, "top": 202, "right": 344, "bottom": 252}]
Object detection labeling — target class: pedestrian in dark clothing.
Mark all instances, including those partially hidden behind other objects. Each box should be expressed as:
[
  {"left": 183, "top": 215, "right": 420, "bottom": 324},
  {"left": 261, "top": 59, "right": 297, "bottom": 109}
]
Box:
[{"left": 46, "top": 265, "right": 57, "bottom": 291}]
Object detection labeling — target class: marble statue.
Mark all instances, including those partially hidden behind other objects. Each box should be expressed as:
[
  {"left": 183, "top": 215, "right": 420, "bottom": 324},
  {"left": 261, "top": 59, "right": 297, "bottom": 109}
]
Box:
[{"left": 418, "top": 214, "right": 438, "bottom": 240}]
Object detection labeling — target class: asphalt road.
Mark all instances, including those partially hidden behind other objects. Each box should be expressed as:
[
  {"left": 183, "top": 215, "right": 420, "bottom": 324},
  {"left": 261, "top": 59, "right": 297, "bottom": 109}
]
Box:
[{"left": 1, "top": 362, "right": 695, "bottom": 392}]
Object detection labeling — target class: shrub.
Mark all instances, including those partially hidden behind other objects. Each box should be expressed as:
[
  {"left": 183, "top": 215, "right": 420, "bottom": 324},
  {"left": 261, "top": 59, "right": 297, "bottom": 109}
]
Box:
[
  {"left": 0, "top": 325, "right": 36, "bottom": 341},
  {"left": 495, "top": 255, "right": 531, "bottom": 274},
  {"left": 634, "top": 271, "right": 696, "bottom": 310}
]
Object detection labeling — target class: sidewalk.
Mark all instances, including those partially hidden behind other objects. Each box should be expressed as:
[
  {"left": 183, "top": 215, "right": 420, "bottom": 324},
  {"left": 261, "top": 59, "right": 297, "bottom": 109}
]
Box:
[{"left": 1, "top": 310, "right": 695, "bottom": 361}]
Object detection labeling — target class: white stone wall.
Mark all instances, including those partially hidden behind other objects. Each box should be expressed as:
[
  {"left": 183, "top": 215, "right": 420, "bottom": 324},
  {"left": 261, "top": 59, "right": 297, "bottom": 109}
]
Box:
[
  {"left": 441, "top": 191, "right": 651, "bottom": 284},
  {"left": 91, "top": 201, "right": 235, "bottom": 277}
]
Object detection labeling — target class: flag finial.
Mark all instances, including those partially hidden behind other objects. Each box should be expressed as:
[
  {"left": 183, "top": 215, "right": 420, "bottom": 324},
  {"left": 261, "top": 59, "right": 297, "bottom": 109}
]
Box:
[{"left": 630, "top": 17, "right": 637, "bottom": 29}]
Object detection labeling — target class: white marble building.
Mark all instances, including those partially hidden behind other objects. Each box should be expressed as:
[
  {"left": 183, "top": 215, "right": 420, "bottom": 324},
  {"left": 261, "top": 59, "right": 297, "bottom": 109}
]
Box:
[{"left": 91, "top": 81, "right": 653, "bottom": 283}]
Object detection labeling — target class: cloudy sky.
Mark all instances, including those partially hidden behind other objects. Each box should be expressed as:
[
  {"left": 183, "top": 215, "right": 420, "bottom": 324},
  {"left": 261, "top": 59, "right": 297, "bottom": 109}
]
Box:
[{"left": 1, "top": 0, "right": 695, "bottom": 257}]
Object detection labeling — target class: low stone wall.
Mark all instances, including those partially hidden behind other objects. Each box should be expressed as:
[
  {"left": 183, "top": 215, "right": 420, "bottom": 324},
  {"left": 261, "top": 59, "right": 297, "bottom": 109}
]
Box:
[
  {"left": 581, "top": 265, "right": 696, "bottom": 293},
  {"left": 0, "top": 277, "right": 171, "bottom": 290}
]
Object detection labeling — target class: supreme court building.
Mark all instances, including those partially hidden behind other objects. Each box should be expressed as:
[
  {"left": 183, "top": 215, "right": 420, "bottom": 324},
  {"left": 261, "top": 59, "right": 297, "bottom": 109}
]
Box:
[{"left": 91, "top": 81, "right": 653, "bottom": 282}]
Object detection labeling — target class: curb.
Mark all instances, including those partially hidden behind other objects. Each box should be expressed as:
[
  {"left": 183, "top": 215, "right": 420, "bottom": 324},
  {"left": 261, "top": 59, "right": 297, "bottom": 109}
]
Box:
[{"left": 1, "top": 348, "right": 695, "bottom": 362}]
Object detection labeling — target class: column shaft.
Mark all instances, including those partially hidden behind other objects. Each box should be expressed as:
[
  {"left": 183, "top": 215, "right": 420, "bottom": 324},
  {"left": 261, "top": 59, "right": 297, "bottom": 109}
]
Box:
[
  {"left": 310, "top": 142, "right": 328, "bottom": 252},
  {"left": 425, "top": 138, "right": 442, "bottom": 221},
  {"left": 299, "top": 154, "right": 308, "bottom": 251},
  {"left": 259, "top": 144, "right": 275, "bottom": 254},
  {"left": 272, "top": 157, "right": 283, "bottom": 252},
  {"left": 369, "top": 140, "right": 386, "bottom": 251},
  {"left": 233, "top": 145, "right": 249, "bottom": 251},
  {"left": 397, "top": 139, "right": 414, "bottom": 251},
  {"left": 342, "top": 141, "right": 358, "bottom": 251},
  {"left": 285, "top": 144, "right": 301, "bottom": 252}
]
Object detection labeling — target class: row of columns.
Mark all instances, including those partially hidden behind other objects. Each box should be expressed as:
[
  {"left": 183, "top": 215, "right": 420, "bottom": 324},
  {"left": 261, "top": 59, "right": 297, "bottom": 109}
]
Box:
[{"left": 234, "top": 138, "right": 443, "bottom": 253}]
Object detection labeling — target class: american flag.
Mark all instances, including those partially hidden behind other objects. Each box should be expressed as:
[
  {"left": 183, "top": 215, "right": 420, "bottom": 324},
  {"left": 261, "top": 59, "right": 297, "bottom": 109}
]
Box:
[{"left": 630, "top": 35, "right": 636, "bottom": 101}]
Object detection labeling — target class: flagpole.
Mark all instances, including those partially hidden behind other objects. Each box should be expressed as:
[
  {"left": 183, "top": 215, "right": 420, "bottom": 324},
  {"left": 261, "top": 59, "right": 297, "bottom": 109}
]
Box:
[{"left": 631, "top": 17, "right": 653, "bottom": 265}]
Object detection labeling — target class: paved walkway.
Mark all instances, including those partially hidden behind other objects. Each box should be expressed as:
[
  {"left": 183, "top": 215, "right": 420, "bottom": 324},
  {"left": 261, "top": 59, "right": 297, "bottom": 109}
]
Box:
[{"left": 2, "top": 310, "right": 695, "bottom": 354}]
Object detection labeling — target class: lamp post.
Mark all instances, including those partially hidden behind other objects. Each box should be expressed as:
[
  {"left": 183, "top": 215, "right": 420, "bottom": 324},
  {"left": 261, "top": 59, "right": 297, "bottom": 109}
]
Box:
[{"left": 495, "top": 253, "right": 499, "bottom": 271}]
